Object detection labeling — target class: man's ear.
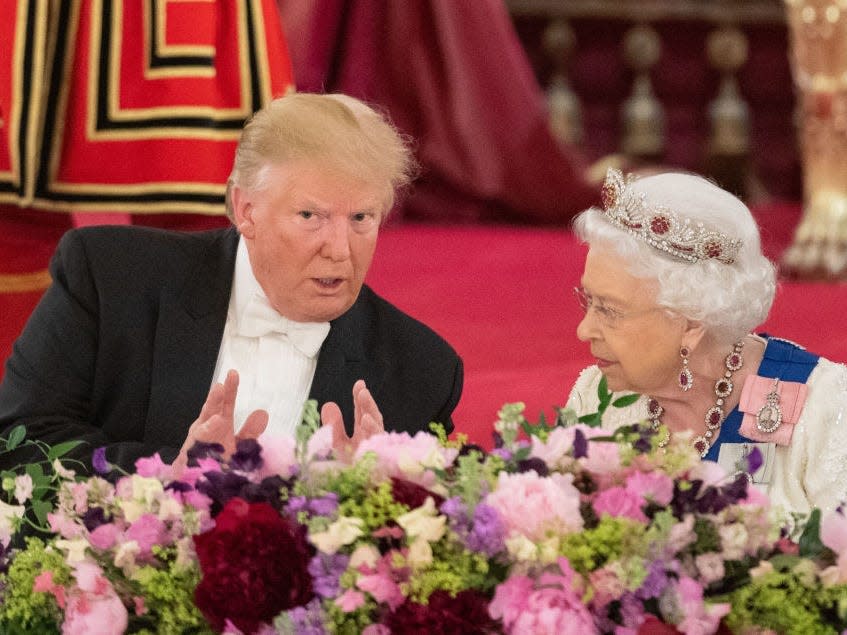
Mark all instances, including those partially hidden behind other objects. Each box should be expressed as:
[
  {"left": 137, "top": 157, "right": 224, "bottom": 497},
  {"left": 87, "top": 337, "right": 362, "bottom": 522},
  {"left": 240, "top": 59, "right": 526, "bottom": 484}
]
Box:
[{"left": 231, "top": 186, "right": 256, "bottom": 239}]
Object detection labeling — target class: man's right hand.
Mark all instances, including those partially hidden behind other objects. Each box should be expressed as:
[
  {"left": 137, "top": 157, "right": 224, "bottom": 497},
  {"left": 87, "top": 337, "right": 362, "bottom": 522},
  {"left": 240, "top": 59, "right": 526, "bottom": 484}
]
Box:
[{"left": 172, "top": 369, "right": 268, "bottom": 472}]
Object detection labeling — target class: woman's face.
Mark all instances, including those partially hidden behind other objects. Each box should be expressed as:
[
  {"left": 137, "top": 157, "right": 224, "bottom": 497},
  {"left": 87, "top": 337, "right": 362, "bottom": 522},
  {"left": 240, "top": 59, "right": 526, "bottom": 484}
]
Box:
[{"left": 576, "top": 247, "right": 688, "bottom": 394}]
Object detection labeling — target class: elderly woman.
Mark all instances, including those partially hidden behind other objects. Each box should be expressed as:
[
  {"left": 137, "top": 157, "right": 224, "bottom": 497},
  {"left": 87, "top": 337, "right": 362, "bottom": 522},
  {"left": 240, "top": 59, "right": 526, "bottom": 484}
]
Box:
[{"left": 566, "top": 168, "right": 847, "bottom": 515}]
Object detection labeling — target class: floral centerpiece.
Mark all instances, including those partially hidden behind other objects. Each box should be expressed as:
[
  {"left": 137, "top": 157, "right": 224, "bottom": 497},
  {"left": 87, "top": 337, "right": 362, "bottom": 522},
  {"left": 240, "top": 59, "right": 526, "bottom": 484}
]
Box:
[{"left": 2, "top": 383, "right": 847, "bottom": 634}]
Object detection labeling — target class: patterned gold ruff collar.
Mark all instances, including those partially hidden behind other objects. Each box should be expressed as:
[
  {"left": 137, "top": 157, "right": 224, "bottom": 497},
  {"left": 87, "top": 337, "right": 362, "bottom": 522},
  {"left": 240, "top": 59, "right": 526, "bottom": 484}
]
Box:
[{"left": 599, "top": 168, "right": 743, "bottom": 264}]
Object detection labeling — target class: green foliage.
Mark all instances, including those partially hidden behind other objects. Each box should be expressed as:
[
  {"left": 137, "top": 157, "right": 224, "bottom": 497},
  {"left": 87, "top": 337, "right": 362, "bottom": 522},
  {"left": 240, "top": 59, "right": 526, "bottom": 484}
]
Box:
[
  {"left": 578, "top": 376, "right": 640, "bottom": 427},
  {"left": 723, "top": 567, "right": 847, "bottom": 635},
  {"left": 130, "top": 562, "right": 211, "bottom": 635},
  {"left": 338, "top": 480, "right": 409, "bottom": 533},
  {"left": 407, "top": 543, "right": 495, "bottom": 603},
  {"left": 0, "top": 426, "right": 84, "bottom": 534},
  {"left": 799, "top": 508, "right": 827, "bottom": 558},
  {"left": 0, "top": 537, "right": 68, "bottom": 632},
  {"left": 560, "top": 517, "right": 642, "bottom": 574},
  {"left": 691, "top": 518, "right": 722, "bottom": 556}
]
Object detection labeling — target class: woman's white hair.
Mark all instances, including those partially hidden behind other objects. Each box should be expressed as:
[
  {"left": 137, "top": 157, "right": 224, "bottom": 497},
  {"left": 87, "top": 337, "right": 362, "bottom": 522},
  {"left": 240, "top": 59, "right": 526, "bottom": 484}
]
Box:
[{"left": 573, "top": 171, "right": 777, "bottom": 344}]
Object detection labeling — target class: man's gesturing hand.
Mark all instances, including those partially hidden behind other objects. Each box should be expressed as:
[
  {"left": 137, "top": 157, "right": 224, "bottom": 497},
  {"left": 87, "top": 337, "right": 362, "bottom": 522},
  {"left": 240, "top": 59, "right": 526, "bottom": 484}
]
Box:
[
  {"left": 321, "top": 379, "right": 384, "bottom": 461},
  {"left": 173, "top": 369, "right": 268, "bottom": 471}
]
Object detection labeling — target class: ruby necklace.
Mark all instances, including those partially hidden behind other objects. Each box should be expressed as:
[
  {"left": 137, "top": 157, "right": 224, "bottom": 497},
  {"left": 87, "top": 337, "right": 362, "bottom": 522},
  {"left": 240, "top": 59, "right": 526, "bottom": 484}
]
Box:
[{"left": 647, "top": 340, "right": 745, "bottom": 457}]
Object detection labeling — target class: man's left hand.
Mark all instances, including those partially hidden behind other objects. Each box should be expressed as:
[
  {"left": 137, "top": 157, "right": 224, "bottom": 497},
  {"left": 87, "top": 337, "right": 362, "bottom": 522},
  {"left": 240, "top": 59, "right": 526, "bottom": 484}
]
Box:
[{"left": 321, "top": 379, "right": 384, "bottom": 461}]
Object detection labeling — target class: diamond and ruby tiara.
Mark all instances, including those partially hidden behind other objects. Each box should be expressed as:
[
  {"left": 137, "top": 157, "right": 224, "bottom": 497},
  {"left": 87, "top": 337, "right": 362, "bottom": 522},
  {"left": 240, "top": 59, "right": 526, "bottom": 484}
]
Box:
[{"left": 599, "top": 168, "right": 743, "bottom": 264}]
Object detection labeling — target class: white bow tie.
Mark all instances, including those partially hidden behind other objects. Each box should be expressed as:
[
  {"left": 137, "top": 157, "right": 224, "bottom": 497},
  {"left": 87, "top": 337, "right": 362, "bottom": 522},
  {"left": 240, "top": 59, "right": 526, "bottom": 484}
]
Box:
[{"left": 237, "top": 293, "right": 330, "bottom": 358}]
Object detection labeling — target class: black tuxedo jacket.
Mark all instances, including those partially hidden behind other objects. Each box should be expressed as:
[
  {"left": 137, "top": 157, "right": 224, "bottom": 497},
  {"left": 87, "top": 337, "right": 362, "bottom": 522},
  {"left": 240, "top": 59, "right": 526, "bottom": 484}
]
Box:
[{"left": 0, "top": 226, "right": 462, "bottom": 471}]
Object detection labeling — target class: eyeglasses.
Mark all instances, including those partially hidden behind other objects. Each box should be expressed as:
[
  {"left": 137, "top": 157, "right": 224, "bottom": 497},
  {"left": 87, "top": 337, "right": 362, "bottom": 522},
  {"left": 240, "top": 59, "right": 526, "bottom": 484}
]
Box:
[{"left": 573, "top": 286, "right": 659, "bottom": 328}]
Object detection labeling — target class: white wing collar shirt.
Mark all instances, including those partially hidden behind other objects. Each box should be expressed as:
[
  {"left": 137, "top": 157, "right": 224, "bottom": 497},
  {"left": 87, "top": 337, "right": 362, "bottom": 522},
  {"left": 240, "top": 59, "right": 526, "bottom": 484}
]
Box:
[{"left": 211, "top": 238, "right": 331, "bottom": 437}]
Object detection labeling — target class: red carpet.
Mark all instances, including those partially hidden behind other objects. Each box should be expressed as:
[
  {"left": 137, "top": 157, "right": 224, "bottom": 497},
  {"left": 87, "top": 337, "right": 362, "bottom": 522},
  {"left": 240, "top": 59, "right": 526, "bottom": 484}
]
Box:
[{"left": 2, "top": 204, "right": 846, "bottom": 448}]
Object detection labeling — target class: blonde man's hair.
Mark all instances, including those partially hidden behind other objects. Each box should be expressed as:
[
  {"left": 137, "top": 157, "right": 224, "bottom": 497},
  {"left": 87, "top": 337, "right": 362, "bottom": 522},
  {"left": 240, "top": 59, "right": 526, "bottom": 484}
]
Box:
[{"left": 225, "top": 92, "right": 416, "bottom": 220}]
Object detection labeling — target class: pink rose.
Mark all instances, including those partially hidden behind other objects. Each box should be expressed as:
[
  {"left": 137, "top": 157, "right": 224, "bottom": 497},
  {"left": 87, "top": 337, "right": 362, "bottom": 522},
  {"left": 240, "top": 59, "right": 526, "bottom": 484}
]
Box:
[
  {"left": 673, "top": 576, "right": 729, "bottom": 635},
  {"left": 88, "top": 524, "right": 120, "bottom": 551},
  {"left": 489, "top": 575, "right": 533, "bottom": 627},
  {"left": 492, "top": 559, "right": 597, "bottom": 634},
  {"left": 335, "top": 589, "right": 366, "bottom": 612},
  {"left": 589, "top": 567, "right": 626, "bottom": 610},
  {"left": 63, "top": 564, "right": 128, "bottom": 635},
  {"left": 256, "top": 433, "right": 297, "bottom": 479},
  {"left": 62, "top": 592, "right": 128, "bottom": 635},
  {"left": 356, "top": 572, "right": 405, "bottom": 610},
  {"left": 133, "top": 453, "right": 170, "bottom": 479},
  {"left": 48, "top": 512, "right": 83, "bottom": 539},
  {"left": 126, "top": 514, "right": 167, "bottom": 558},
  {"left": 580, "top": 438, "right": 622, "bottom": 474},
  {"left": 486, "top": 471, "right": 583, "bottom": 541},
  {"left": 593, "top": 486, "right": 647, "bottom": 523},
  {"left": 625, "top": 471, "right": 674, "bottom": 506}
]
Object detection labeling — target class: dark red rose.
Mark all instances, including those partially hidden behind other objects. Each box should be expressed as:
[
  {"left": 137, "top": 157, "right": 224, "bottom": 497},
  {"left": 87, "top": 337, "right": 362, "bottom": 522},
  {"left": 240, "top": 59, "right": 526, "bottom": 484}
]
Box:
[
  {"left": 637, "top": 616, "right": 732, "bottom": 635},
  {"left": 391, "top": 477, "right": 444, "bottom": 510},
  {"left": 193, "top": 497, "right": 313, "bottom": 634},
  {"left": 382, "top": 589, "right": 497, "bottom": 634},
  {"left": 637, "top": 615, "right": 681, "bottom": 634}
]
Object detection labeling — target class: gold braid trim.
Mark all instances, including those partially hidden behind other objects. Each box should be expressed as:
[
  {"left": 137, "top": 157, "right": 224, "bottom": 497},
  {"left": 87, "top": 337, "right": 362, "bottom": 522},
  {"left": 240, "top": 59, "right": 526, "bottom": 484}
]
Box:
[{"left": 0, "top": 269, "right": 52, "bottom": 293}]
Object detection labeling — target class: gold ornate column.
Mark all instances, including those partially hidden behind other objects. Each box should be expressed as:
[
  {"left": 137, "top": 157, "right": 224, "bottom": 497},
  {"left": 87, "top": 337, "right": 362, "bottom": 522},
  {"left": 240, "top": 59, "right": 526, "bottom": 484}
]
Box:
[
  {"left": 621, "top": 24, "right": 664, "bottom": 161},
  {"left": 782, "top": 0, "right": 847, "bottom": 279}
]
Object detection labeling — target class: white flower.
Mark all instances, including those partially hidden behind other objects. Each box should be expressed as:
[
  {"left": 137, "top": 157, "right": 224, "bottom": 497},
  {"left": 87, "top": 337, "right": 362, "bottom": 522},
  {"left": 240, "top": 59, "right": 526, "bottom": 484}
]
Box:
[
  {"left": 505, "top": 533, "right": 539, "bottom": 563},
  {"left": 120, "top": 500, "right": 147, "bottom": 524},
  {"left": 310, "top": 516, "right": 364, "bottom": 554},
  {"left": 695, "top": 552, "right": 725, "bottom": 585},
  {"left": 396, "top": 497, "right": 446, "bottom": 543},
  {"left": 349, "top": 544, "right": 380, "bottom": 569},
  {"left": 131, "top": 476, "right": 165, "bottom": 506},
  {"left": 748, "top": 560, "right": 774, "bottom": 579},
  {"left": 537, "top": 536, "right": 561, "bottom": 565},
  {"left": 114, "top": 540, "right": 141, "bottom": 576},
  {"left": 55, "top": 538, "right": 89, "bottom": 565},
  {"left": 406, "top": 538, "right": 433, "bottom": 568},
  {"left": 156, "top": 496, "right": 183, "bottom": 522},
  {"left": 718, "top": 522, "right": 749, "bottom": 560},
  {"left": 0, "top": 499, "right": 25, "bottom": 548},
  {"left": 52, "top": 459, "right": 76, "bottom": 480},
  {"left": 13, "top": 474, "right": 33, "bottom": 504}
]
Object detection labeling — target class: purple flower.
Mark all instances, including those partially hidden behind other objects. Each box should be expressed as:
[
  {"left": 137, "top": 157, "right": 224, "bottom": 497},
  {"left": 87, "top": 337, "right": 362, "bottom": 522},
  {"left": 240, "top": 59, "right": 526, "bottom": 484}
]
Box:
[
  {"left": 289, "top": 494, "right": 339, "bottom": 518},
  {"left": 490, "top": 447, "right": 512, "bottom": 461},
  {"left": 81, "top": 507, "right": 108, "bottom": 532},
  {"left": 186, "top": 441, "right": 225, "bottom": 464},
  {"left": 307, "top": 493, "right": 338, "bottom": 517},
  {"left": 284, "top": 598, "right": 327, "bottom": 634},
  {"left": 746, "top": 446, "right": 763, "bottom": 474},
  {"left": 636, "top": 561, "right": 670, "bottom": 600},
  {"left": 465, "top": 503, "right": 505, "bottom": 556},
  {"left": 307, "top": 553, "right": 349, "bottom": 599},
  {"left": 91, "top": 447, "right": 111, "bottom": 475},
  {"left": 197, "top": 471, "right": 286, "bottom": 515},
  {"left": 516, "top": 457, "right": 549, "bottom": 476},
  {"left": 230, "top": 438, "right": 264, "bottom": 472},
  {"left": 440, "top": 496, "right": 467, "bottom": 522},
  {"left": 573, "top": 428, "right": 588, "bottom": 459}
]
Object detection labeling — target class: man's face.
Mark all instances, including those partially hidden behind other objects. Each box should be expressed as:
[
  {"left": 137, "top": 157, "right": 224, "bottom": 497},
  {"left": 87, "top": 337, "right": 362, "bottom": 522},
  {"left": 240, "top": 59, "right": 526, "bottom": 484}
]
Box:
[{"left": 233, "top": 162, "right": 387, "bottom": 322}]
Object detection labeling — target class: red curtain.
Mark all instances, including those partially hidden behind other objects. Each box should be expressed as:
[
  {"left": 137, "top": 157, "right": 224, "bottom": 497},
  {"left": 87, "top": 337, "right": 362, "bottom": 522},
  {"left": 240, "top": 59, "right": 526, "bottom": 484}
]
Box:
[{"left": 278, "top": 0, "right": 598, "bottom": 224}]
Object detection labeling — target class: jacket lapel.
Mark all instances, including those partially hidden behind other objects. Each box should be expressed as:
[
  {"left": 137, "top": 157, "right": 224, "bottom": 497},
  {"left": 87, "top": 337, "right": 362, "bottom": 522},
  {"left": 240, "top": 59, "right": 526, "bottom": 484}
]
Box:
[
  {"left": 310, "top": 288, "right": 384, "bottom": 436},
  {"left": 144, "top": 228, "right": 239, "bottom": 446}
]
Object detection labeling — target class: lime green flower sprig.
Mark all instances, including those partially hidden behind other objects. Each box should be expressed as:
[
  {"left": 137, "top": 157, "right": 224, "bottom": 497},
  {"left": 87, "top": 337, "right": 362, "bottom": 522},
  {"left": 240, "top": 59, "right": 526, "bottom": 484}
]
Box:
[{"left": 0, "top": 424, "right": 84, "bottom": 533}]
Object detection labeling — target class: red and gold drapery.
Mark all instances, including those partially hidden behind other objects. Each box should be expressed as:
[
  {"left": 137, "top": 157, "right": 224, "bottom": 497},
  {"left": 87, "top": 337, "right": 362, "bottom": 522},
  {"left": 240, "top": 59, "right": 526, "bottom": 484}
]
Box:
[
  {"left": 0, "top": 0, "right": 292, "bottom": 215},
  {"left": 0, "top": 1, "right": 292, "bottom": 369}
]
